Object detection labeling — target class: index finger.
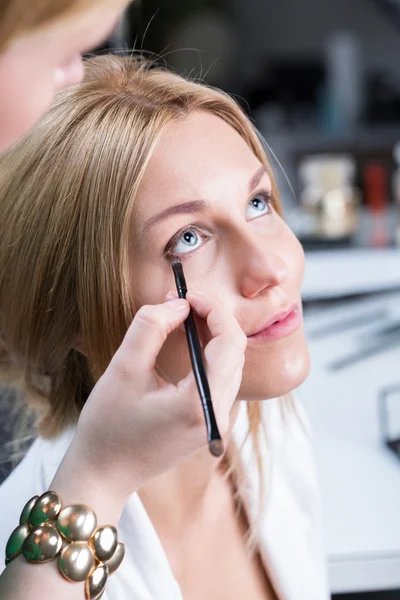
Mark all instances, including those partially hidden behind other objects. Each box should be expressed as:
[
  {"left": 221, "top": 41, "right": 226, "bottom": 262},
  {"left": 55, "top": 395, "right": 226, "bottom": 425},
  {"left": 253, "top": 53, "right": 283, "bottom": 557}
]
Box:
[{"left": 111, "top": 299, "right": 190, "bottom": 380}]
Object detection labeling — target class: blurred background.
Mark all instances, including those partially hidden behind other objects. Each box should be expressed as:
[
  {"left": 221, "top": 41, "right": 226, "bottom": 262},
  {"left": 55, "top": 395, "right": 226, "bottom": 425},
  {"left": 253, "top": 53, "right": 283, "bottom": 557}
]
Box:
[{"left": 2, "top": 0, "right": 400, "bottom": 598}]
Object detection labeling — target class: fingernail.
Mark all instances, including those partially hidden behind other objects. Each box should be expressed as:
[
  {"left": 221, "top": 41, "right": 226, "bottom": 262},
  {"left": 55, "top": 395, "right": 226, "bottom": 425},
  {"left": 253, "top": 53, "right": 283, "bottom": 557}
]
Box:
[
  {"left": 165, "top": 290, "right": 178, "bottom": 301},
  {"left": 167, "top": 298, "right": 188, "bottom": 311},
  {"left": 187, "top": 290, "right": 206, "bottom": 299}
]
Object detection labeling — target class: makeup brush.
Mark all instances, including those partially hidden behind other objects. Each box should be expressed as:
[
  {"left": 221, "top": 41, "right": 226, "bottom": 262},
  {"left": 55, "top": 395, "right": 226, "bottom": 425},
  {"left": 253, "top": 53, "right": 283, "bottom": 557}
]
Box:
[{"left": 170, "top": 256, "right": 224, "bottom": 458}]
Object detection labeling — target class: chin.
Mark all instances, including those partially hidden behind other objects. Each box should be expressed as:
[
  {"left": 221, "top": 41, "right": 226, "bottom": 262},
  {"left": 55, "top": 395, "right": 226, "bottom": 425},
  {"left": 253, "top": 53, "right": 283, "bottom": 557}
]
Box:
[{"left": 237, "top": 336, "right": 311, "bottom": 401}]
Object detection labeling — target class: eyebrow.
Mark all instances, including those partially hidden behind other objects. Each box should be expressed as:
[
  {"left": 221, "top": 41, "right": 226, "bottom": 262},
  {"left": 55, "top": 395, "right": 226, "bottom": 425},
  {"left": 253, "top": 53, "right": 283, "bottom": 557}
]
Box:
[
  {"left": 249, "top": 166, "right": 268, "bottom": 192},
  {"left": 140, "top": 166, "right": 269, "bottom": 234},
  {"left": 140, "top": 199, "right": 209, "bottom": 234}
]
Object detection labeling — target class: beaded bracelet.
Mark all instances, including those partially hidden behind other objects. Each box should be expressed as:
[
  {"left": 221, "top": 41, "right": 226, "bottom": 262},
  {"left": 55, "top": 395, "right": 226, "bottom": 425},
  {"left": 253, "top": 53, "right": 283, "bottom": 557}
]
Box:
[{"left": 5, "top": 491, "right": 125, "bottom": 600}]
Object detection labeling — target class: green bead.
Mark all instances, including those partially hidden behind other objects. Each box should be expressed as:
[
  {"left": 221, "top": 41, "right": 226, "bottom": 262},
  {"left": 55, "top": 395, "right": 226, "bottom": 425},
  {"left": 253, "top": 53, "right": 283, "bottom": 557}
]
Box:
[
  {"left": 22, "top": 524, "right": 62, "bottom": 562},
  {"left": 20, "top": 496, "right": 38, "bottom": 525},
  {"left": 5, "top": 523, "right": 30, "bottom": 561},
  {"left": 29, "top": 491, "right": 61, "bottom": 527}
]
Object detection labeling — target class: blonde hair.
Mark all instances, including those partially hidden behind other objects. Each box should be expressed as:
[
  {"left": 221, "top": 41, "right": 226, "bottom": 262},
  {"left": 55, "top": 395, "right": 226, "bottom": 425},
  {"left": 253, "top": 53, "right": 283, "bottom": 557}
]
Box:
[
  {"left": 0, "top": 0, "right": 114, "bottom": 50},
  {"left": 0, "top": 54, "right": 284, "bottom": 472}
]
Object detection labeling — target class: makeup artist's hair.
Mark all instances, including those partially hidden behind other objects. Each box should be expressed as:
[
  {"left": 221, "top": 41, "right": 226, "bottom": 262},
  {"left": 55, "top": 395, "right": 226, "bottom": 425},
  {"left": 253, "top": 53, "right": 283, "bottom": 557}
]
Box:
[
  {"left": 0, "top": 0, "right": 114, "bottom": 50},
  {"left": 0, "top": 54, "right": 289, "bottom": 492}
]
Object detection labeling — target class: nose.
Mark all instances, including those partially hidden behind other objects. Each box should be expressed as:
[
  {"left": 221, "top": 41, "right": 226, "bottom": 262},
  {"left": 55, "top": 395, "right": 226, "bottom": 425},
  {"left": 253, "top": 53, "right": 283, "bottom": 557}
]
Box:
[
  {"left": 236, "top": 235, "right": 288, "bottom": 299},
  {"left": 54, "top": 55, "right": 85, "bottom": 90}
]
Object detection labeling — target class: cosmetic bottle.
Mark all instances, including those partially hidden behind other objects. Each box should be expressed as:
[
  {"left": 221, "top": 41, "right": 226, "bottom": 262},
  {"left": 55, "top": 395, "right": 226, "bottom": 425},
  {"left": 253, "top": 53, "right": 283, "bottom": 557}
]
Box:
[
  {"left": 392, "top": 142, "right": 400, "bottom": 246},
  {"left": 299, "top": 154, "right": 360, "bottom": 242}
]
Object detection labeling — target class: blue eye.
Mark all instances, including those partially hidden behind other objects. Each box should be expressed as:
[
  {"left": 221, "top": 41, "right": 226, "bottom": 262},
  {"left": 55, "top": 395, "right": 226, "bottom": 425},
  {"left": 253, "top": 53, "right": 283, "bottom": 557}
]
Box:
[
  {"left": 170, "top": 228, "right": 203, "bottom": 255},
  {"left": 165, "top": 194, "right": 272, "bottom": 259},
  {"left": 246, "top": 194, "right": 271, "bottom": 219}
]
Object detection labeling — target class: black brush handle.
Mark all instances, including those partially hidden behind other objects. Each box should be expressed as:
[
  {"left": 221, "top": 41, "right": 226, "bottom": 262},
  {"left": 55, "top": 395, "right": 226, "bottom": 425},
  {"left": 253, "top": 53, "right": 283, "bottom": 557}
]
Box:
[
  {"left": 183, "top": 310, "right": 221, "bottom": 444},
  {"left": 171, "top": 261, "right": 223, "bottom": 456}
]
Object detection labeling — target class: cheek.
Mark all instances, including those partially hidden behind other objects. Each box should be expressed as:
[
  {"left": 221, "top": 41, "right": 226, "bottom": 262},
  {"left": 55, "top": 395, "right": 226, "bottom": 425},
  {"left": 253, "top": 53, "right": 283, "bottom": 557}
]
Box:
[
  {"left": 282, "top": 227, "right": 305, "bottom": 287},
  {"left": 294, "top": 237, "right": 305, "bottom": 284},
  {"left": 0, "top": 48, "right": 56, "bottom": 151},
  {"left": 240, "top": 324, "right": 310, "bottom": 400}
]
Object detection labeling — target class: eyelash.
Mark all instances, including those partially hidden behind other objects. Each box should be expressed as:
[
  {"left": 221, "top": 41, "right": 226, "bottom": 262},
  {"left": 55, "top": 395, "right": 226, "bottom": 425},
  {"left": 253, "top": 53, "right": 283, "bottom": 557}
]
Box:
[{"left": 163, "top": 190, "right": 274, "bottom": 259}]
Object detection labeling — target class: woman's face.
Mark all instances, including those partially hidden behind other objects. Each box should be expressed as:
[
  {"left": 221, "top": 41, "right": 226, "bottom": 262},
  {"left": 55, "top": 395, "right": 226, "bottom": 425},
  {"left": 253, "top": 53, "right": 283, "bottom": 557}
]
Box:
[
  {"left": 0, "top": 2, "right": 125, "bottom": 152},
  {"left": 130, "top": 111, "right": 310, "bottom": 400}
]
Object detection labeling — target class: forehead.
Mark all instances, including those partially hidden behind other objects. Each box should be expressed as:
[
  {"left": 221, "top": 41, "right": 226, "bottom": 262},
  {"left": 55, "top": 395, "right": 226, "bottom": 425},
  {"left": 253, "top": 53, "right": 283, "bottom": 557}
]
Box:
[{"left": 135, "top": 111, "right": 264, "bottom": 217}]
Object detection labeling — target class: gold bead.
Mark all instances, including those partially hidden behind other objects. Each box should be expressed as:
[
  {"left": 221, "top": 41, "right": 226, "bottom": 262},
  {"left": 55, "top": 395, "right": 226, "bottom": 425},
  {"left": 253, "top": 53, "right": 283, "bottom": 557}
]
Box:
[
  {"left": 57, "top": 505, "right": 97, "bottom": 542},
  {"left": 5, "top": 523, "right": 30, "bottom": 561},
  {"left": 92, "top": 526, "right": 117, "bottom": 562},
  {"left": 85, "top": 562, "right": 109, "bottom": 599},
  {"left": 105, "top": 541, "right": 125, "bottom": 575},
  {"left": 29, "top": 491, "right": 61, "bottom": 527},
  {"left": 20, "top": 495, "right": 38, "bottom": 525},
  {"left": 22, "top": 524, "right": 62, "bottom": 562},
  {"left": 58, "top": 541, "right": 95, "bottom": 582}
]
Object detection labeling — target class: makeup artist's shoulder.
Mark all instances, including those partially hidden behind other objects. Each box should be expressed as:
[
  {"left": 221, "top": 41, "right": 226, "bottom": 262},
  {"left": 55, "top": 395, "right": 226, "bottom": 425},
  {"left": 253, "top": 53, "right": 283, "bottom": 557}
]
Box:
[{"left": 0, "top": 427, "right": 76, "bottom": 570}]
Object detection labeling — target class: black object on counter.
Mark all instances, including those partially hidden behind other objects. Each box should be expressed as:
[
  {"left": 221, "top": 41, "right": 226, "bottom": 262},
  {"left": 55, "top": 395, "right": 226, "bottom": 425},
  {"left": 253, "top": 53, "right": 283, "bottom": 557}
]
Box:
[{"left": 379, "top": 382, "right": 400, "bottom": 461}]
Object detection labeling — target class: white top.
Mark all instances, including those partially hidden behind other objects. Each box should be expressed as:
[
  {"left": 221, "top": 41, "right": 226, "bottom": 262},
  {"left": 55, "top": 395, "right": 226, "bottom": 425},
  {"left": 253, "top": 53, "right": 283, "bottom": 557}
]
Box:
[{"left": 0, "top": 399, "right": 330, "bottom": 600}]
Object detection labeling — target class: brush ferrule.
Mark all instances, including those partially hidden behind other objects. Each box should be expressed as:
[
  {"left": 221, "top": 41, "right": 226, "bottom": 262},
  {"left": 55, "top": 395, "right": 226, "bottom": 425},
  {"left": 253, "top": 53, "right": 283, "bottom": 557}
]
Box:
[{"left": 172, "top": 262, "right": 188, "bottom": 298}]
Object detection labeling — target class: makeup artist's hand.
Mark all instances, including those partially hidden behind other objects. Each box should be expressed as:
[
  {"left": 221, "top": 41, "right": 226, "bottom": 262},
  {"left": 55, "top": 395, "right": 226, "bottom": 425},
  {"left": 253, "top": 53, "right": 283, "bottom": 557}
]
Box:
[
  {"left": 53, "top": 292, "right": 247, "bottom": 506},
  {"left": 0, "top": 294, "right": 246, "bottom": 600}
]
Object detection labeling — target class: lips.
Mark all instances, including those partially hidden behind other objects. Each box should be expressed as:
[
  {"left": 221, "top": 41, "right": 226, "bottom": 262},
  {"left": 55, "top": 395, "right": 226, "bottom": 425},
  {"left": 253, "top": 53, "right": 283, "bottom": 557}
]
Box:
[{"left": 247, "top": 304, "right": 302, "bottom": 341}]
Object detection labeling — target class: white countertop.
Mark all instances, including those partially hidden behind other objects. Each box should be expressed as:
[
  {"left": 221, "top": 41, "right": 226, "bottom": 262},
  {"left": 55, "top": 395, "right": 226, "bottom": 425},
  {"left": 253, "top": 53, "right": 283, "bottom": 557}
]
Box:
[
  {"left": 300, "top": 290, "right": 400, "bottom": 593},
  {"left": 302, "top": 247, "right": 400, "bottom": 302}
]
